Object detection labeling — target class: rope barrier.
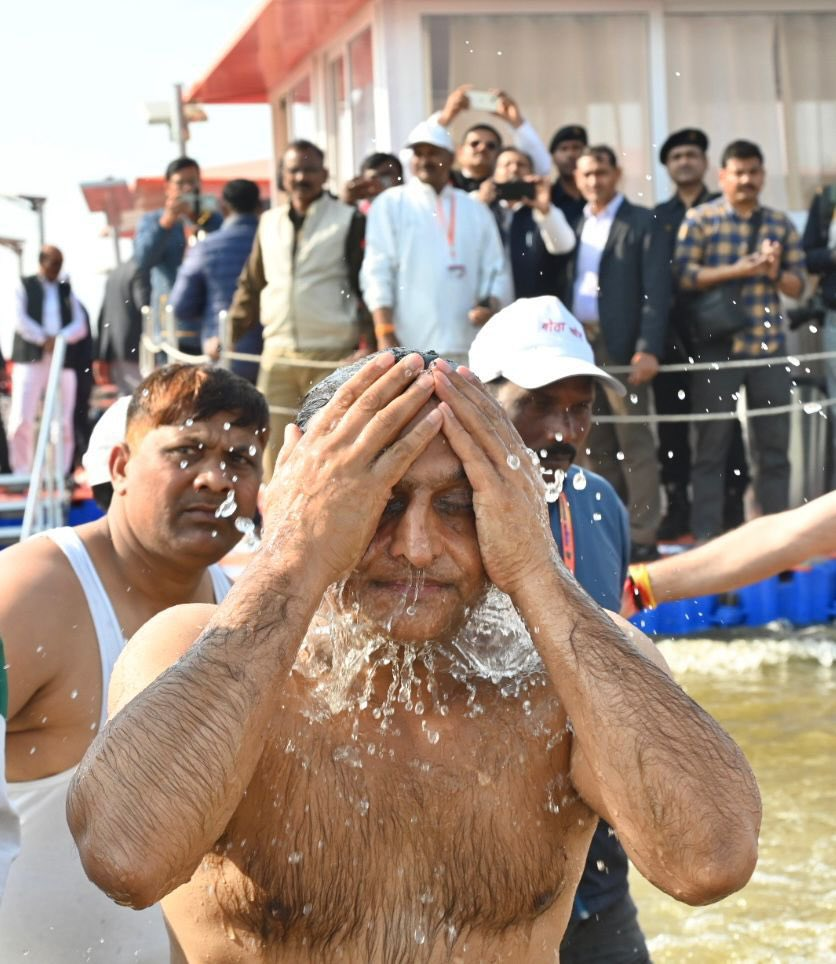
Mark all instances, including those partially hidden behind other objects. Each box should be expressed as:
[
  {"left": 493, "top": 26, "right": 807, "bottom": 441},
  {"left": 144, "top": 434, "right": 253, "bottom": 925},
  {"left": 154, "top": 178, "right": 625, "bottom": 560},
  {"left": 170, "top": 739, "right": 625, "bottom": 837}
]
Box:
[
  {"left": 593, "top": 393, "right": 836, "bottom": 425},
  {"left": 143, "top": 331, "right": 836, "bottom": 425}
]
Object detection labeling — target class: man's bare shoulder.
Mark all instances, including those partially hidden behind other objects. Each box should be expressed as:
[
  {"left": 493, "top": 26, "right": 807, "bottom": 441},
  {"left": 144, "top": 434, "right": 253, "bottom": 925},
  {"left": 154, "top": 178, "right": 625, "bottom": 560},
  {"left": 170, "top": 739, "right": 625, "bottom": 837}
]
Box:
[
  {"left": 0, "top": 529, "right": 94, "bottom": 719},
  {"left": 108, "top": 602, "right": 217, "bottom": 719}
]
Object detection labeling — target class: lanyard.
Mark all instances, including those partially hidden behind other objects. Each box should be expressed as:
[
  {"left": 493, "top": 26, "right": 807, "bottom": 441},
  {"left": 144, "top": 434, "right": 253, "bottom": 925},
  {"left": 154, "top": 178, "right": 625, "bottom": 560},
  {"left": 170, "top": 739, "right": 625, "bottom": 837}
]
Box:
[
  {"left": 435, "top": 192, "right": 457, "bottom": 260},
  {"left": 557, "top": 493, "right": 576, "bottom": 576}
]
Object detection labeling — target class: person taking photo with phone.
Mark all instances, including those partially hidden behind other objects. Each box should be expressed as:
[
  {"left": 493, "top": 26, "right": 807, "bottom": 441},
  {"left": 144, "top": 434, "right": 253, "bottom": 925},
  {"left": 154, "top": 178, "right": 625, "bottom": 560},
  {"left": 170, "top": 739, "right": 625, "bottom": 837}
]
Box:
[
  {"left": 134, "top": 156, "right": 223, "bottom": 355},
  {"left": 478, "top": 147, "right": 575, "bottom": 302}
]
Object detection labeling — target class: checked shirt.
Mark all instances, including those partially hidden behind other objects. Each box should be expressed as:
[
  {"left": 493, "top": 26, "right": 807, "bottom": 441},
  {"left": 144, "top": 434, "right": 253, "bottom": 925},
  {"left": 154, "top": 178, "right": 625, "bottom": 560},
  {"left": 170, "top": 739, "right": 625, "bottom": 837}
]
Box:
[{"left": 673, "top": 198, "right": 805, "bottom": 357}]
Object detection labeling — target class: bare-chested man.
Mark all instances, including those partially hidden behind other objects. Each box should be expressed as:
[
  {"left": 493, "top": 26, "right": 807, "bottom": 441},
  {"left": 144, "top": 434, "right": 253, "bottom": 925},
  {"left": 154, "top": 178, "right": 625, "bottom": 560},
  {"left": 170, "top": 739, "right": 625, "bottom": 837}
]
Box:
[
  {"left": 0, "top": 364, "right": 267, "bottom": 961},
  {"left": 69, "top": 350, "right": 761, "bottom": 963}
]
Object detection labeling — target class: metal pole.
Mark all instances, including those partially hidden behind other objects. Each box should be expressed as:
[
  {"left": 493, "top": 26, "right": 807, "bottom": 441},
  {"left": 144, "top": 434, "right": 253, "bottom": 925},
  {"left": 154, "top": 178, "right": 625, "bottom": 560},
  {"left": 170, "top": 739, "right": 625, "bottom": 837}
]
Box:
[{"left": 171, "top": 83, "right": 187, "bottom": 155}]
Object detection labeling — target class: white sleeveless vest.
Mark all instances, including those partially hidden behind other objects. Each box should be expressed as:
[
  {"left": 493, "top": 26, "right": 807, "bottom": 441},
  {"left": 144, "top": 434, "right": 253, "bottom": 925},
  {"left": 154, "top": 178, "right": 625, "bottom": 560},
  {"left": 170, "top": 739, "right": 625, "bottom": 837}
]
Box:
[{"left": 0, "top": 528, "right": 231, "bottom": 962}]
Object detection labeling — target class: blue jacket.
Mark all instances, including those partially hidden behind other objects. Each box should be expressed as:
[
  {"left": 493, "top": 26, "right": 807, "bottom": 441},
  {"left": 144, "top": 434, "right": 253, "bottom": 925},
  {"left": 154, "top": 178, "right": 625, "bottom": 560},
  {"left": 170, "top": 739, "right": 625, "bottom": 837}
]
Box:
[
  {"left": 134, "top": 207, "right": 223, "bottom": 338},
  {"left": 169, "top": 213, "right": 262, "bottom": 380},
  {"left": 549, "top": 465, "right": 632, "bottom": 921}
]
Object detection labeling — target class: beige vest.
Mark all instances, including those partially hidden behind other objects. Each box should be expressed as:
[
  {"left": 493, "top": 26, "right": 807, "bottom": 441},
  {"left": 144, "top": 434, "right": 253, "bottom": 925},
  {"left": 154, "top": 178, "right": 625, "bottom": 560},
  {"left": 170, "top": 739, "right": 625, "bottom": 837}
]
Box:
[{"left": 258, "top": 194, "right": 358, "bottom": 352}]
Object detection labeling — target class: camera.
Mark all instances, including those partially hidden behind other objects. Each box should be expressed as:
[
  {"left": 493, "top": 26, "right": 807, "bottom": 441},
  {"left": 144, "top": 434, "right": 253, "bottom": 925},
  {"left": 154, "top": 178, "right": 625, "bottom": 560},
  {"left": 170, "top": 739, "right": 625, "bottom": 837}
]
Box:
[
  {"left": 468, "top": 89, "right": 499, "bottom": 113},
  {"left": 495, "top": 181, "right": 536, "bottom": 202}
]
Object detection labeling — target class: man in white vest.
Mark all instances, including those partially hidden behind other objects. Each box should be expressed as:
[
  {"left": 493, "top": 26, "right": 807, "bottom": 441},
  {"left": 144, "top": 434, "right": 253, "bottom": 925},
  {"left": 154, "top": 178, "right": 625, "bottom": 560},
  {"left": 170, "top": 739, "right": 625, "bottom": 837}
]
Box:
[{"left": 229, "top": 140, "right": 367, "bottom": 476}]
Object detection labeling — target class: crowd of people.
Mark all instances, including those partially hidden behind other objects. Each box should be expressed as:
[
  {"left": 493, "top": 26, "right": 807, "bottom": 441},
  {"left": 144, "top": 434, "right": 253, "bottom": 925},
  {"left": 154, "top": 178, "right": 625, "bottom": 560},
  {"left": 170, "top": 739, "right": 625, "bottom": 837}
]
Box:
[{"left": 0, "top": 82, "right": 833, "bottom": 963}]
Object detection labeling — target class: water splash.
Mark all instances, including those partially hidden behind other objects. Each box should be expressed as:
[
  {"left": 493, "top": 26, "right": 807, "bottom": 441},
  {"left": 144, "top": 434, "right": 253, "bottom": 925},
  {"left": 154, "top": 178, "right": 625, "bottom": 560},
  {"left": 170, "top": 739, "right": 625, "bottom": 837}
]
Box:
[
  {"left": 572, "top": 469, "right": 587, "bottom": 491},
  {"left": 215, "top": 490, "right": 238, "bottom": 519},
  {"left": 506, "top": 454, "right": 521, "bottom": 470},
  {"left": 234, "top": 515, "right": 261, "bottom": 549}
]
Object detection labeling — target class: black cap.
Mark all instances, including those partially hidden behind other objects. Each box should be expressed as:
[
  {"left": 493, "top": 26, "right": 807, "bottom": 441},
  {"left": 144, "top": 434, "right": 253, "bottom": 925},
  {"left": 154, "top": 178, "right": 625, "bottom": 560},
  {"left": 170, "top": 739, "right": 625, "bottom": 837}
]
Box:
[
  {"left": 659, "top": 128, "right": 709, "bottom": 165},
  {"left": 548, "top": 125, "right": 588, "bottom": 154}
]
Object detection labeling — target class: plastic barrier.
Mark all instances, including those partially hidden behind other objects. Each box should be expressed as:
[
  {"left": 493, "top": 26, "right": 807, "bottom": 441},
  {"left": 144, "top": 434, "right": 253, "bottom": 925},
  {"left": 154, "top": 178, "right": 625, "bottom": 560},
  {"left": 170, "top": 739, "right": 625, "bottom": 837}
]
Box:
[{"left": 630, "top": 558, "right": 836, "bottom": 635}]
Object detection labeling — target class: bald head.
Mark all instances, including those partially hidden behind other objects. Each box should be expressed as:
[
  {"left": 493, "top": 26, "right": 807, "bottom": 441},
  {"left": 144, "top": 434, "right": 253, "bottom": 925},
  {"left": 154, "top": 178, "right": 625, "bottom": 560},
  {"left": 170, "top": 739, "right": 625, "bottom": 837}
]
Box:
[{"left": 38, "top": 246, "right": 63, "bottom": 282}]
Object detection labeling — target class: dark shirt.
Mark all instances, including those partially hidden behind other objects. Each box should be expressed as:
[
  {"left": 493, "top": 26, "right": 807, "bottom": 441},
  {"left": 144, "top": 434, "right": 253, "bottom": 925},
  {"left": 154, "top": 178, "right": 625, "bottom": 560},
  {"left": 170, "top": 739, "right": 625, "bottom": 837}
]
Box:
[
  {"left": 802, "top": 184, "right": 836, "bottom": 309},
  {"left": 549, "top": 465, "right": 632, "bottom": 920},
  {"left": 550, "top": 179, "right": 586, "bottom": 227},
  {"left": 654, "top": 185, "right": 718, "bottom": 357},
  {"left": 451, "top": 170, "right": 485, "bottom": 194}
]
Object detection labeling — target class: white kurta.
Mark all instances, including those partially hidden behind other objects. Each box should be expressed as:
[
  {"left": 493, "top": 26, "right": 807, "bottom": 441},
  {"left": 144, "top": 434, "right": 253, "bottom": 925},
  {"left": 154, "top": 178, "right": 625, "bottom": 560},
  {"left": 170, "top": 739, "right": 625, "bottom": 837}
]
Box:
[{"left": 361, "top": 180, "right": 509, "bottom": 356}]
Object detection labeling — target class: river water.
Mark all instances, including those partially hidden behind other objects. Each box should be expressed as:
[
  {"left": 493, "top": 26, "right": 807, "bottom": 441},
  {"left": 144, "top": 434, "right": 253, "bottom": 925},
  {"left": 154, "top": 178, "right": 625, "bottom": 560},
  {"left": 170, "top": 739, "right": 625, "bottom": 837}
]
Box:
[{"left": 630, "top": 627, "right": 836, "bottom": 963}]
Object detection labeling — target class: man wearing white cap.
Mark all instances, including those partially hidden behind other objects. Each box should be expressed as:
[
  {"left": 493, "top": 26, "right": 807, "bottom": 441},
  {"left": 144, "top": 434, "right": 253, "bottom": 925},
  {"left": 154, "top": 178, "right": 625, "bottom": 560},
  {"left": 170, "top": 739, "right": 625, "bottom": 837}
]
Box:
[
  {"left": 361, "top": 120, "right": 508, "bottom": 362},
  {"left": 0, "top": 364, "right": 267, "bottom": 961},
  {"left": 470, "top": 295, "right": 651, "bottom": 963}
]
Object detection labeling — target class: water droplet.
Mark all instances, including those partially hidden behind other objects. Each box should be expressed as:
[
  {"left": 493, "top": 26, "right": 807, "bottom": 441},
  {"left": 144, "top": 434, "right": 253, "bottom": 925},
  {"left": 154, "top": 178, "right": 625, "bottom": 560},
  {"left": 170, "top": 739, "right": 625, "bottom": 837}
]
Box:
[
  {"left": 357, "top": 799, "right": 369, "bottom": 815},
  {"left": 677, "top": 389, "right": 686, "bottom": 400},
  {"left": 414, "top": 926, "right": 426, "bottom": 945},
  {"left": 223, "top": 421, "right": 231, "bottom": 431},
  {"left": 629, "top": 393, "right": 638, "bottom": 405},
  {"left": 572, "top": 469, "right": 587, "bottom": 491},
  {"left": 592, "top": 512, "right": 602, "bottom": 522},
  {"left": 215, "top": 490, "right": 238, "bottom": 519},
  {"left": 803, "top": 402, "right": 822, "bottom": 415},
  {"left": 211, "top": 530, "right": 218, "bottom": 538},
  {"left": 506, "top": 454, "right": 521, "bottom": 470},
  {"left": 185, "top": 418, "right": 194, "bottom": 427},
  {"left": 302, "top": 902, "right": 313, "bottom": 916},
  {"left": 70, "top": 689, "right": 78, "bottom": 699},
  {"left": 539, "top": 449, "right": 548, "bottom": 458},
  {"left": 616, "top": 451, "right": 625, "bottom": 461},
  {"left": 179, "top": 459, "right": 189, "bottom": 469},
  {"left": 288, "top": 851, "right": 303, "bottom": 864},
  {"left": 248, "top": 444, "right": 258, "bottom": 457}
]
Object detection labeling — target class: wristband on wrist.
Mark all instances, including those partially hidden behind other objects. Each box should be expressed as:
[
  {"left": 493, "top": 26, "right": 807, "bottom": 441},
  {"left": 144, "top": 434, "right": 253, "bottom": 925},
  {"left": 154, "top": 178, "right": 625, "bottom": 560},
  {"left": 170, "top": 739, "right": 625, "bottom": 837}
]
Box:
[
  {"left": 627, "top": 563, "right": 658, "bottom": 611},
  {"left": 374, "top": 322, "right": 396, "bottom": 336}
]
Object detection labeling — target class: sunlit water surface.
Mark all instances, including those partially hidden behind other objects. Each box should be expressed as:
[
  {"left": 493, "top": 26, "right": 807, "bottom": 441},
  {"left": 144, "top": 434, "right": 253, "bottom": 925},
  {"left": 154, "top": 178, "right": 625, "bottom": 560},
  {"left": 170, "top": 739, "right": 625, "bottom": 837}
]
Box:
[{"left": 630, "top": 628, "right": 836, "bottom": 963}]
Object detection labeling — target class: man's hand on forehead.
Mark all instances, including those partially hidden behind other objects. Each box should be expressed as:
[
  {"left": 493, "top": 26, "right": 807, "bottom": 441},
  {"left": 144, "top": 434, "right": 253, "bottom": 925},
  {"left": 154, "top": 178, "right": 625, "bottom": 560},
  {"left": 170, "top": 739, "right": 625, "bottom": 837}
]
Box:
[
  {"left": 262, "top": 352, "right": 443, "bottom": 587},
  {"left": 429, "top": 359, "right": 557, "bottom": 596}
]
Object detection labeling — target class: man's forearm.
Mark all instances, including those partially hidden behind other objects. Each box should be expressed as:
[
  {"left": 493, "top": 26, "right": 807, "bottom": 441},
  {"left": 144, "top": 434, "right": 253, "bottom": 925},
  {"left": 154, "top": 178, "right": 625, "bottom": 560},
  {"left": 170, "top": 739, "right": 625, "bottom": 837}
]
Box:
[
  {"left": 68, "top": 555, "right": 324, "bottom": 908},
  {"left": 694, "top": 263, "right": 745, "bottom": 288},
  {"left": 512, "top": 564, "right": 760, "bottom": 902}
]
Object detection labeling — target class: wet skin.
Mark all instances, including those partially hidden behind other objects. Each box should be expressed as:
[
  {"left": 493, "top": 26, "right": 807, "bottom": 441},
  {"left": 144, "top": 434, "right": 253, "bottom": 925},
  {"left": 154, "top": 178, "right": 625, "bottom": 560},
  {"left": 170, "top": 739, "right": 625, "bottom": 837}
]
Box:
[{"left": 70, "top": 353, "right": 761, "bottom": 963}]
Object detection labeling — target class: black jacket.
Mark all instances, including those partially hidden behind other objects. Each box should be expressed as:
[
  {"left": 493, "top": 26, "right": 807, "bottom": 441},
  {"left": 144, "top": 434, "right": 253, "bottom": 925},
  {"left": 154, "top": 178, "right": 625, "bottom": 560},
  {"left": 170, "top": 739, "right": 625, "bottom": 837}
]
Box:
[
  {"left": 566, "top": 197, "right": 670, "bottom": 364},
  {"left": 96, "top": 258, "right": 150, "bottom": 363},
  {"left": 802, "top": 185, "right": 836, "bottom": 309}
]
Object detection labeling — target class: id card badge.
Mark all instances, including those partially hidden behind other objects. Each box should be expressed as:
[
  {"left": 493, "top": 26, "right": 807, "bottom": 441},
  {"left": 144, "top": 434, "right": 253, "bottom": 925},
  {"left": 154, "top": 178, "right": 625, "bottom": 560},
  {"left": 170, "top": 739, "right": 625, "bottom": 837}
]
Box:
[{"left": 448, "top": 263, "right": 467, "bottom": 279}]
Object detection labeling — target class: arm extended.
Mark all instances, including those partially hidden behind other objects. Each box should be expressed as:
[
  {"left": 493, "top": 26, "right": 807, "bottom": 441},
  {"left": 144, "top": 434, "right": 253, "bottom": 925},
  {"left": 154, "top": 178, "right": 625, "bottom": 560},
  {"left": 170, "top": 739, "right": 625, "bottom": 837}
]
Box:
[
  {"left": 638, "top": 491, "right": 836, "bottom": 607},
  {"left": 67, "top": 351, "right": 444, "bottom": 909}
]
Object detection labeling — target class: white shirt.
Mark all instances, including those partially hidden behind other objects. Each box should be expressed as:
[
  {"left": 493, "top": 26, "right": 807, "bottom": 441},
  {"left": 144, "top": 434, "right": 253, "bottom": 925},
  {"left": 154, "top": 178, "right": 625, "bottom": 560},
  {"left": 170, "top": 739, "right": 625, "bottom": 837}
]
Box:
[
  {"left": 572, "top": 194, "right": 624, "bottom": 324},
  {"left": 361, "top": 179, "right": 509, "bottom": 355},
  {"left": 15, "top": 277, "right": 87, "bottom": 346}
]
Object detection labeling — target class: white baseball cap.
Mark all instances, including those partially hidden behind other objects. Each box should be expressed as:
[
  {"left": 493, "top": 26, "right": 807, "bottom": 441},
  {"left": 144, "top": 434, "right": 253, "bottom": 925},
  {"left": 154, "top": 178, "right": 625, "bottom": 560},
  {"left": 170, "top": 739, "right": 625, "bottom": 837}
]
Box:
[
  {"left": 82, "top": 395, "right": 131, "bottom": 486},
  {"left": 468, "top": 296, "right": 626, "bottom": 396},
  {"left": 405, "top": 120, "right": 455, "bottom": 154}
]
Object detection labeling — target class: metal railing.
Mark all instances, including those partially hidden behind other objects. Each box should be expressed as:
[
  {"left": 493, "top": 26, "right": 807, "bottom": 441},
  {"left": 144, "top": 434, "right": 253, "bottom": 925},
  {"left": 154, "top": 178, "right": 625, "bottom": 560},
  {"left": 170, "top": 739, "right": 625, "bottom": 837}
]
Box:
[{"left": 20, "top": 336, "right": 69, "bottom": 540}]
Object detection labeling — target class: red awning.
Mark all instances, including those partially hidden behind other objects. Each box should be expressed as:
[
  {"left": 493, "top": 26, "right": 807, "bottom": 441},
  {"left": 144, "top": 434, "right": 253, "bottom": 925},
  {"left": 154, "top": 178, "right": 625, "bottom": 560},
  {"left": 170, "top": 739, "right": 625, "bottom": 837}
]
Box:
[{"left": 187, "top": 0, "right": 369, "bottom": 105}]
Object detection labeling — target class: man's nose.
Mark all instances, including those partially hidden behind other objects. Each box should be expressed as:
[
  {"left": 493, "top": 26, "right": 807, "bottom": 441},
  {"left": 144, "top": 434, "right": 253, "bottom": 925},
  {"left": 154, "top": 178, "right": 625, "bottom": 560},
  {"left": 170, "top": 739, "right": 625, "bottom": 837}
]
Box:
[
  {"left": 548, "top": 412, "right": 582, "bottom": 445},
  {"left": 194, "top": 462, "right": 234, "bottom": 493},
  {"left": 388, "top": 504, "right": 439, "bottom": 569}
]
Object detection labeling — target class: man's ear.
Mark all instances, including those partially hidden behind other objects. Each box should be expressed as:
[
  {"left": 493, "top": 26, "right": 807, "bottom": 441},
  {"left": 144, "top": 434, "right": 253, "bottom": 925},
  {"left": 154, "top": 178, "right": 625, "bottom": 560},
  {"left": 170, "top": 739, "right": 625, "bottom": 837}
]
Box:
[{"left": 109, "top": 443, "right": 131, "bottom": 495}]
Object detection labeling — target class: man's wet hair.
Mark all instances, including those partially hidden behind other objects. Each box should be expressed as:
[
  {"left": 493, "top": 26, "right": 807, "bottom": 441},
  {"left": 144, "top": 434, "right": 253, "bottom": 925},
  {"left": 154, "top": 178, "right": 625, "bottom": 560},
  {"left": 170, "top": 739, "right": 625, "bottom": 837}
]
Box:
[
  {"left": 296, "top": 349, "right": 446, "bottom": 431},
  {"left": 579, "top": 144, "right": 618, "bottom": 169},
  {"left": 165, "top": 156, "right": 200, "bottom": 180},
  {"left": 126, "top": 364, "right": 269, "bottom": 442}
]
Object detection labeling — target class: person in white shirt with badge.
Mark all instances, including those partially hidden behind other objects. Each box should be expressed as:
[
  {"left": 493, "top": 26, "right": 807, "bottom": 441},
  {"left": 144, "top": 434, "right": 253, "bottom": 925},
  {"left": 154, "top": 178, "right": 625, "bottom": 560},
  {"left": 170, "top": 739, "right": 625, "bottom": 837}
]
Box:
[{"left": 361, "top": 121, "right": 508, "bottom": 363}]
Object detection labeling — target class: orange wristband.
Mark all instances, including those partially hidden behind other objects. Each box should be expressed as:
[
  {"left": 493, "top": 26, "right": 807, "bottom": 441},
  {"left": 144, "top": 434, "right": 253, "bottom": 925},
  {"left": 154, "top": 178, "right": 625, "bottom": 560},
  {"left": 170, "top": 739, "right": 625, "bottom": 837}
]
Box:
[{"left": 628, "top": 563, "right": 658, "bottom": 611}]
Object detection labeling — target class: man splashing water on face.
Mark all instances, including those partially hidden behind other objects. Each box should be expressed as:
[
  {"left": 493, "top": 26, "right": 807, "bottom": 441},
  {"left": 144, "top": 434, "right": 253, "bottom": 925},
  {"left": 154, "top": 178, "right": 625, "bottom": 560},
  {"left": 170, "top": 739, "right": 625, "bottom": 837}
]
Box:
[{"left": 69, "top": 350, "right": 761, "bottom": 963}]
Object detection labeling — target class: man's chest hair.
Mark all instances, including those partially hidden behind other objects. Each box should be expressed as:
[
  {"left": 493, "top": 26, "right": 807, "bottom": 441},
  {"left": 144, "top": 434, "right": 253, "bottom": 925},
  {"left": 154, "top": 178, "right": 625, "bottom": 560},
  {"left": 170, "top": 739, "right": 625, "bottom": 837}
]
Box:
[{"left": 206, "top": 697, "right": 588, "bottom": 962}]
